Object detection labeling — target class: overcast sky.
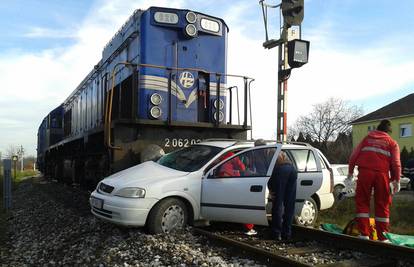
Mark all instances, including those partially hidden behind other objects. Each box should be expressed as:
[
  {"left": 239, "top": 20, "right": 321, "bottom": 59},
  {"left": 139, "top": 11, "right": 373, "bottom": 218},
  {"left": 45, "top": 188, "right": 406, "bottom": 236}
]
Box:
[{"left": 1, "top": 0, "right": 414, "bottom": 156}]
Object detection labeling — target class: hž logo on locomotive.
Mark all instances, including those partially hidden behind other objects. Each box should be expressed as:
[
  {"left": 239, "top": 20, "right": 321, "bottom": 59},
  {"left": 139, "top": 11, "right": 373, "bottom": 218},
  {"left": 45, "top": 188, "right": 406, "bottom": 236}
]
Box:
[{"left": 179, "top": 71, "right": 195, "bottom": 88}]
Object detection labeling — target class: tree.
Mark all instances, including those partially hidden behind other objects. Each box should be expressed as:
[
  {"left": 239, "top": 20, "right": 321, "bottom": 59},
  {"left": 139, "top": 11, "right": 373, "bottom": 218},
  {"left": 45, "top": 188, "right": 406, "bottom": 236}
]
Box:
[
  {"left": 5, "top": 145, "right": 19, "bottom": 158},
  {"left": 293, "top": 98, "right": 363, "bottom": 153},
  {"left": 296, "top": 132, "right": 306, "bottom": 142},
  {"left": 401, "top": 146, "right": 409, "bottom": 167},
  {"left": 409, "top": 147, "right": 414, "bottom": 159}
]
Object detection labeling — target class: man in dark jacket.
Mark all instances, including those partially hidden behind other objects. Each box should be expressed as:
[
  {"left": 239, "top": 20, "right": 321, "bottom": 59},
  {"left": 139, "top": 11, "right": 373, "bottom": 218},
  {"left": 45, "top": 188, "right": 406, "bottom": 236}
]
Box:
[{"left": 267, "top": 151, "right": 298, "bottom": 240}]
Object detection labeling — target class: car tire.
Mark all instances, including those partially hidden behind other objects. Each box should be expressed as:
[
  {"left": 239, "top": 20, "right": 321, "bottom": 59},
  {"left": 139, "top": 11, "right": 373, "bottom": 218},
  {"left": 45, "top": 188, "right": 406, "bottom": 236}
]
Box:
[
  {"left": 407, "top": 181, "right": 412, "bottom": 191},
  {"left": 147, "top": 198, "right": 188, "bottom": 234},
  {"left": 333, "top": 185, "right": 345, "bottom": 200},
  {"left": 295, "top": 198, "right": 318, "bottom": 227}
]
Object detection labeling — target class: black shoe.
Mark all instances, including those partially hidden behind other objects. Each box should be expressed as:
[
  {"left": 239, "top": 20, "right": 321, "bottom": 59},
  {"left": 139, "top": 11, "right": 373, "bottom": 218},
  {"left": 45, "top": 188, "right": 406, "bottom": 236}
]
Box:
[
  {"left": 271, "top": 233, "right": 282, "bottom": 241},
  {"left": 281, "top": 235, "right": 292, "bottom": 241}
]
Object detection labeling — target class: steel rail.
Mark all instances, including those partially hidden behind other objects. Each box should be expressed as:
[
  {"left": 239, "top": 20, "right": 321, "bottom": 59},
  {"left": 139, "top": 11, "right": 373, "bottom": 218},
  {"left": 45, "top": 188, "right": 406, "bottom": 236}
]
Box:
[
  {"left": 293, "top": 225, "right": 414, "bottom": 262},
  {"left": 192, "top": 227, "right": 311, "bottom": 267},
  {"left": 194, "top": 225, "right": 411, "bottom": 267}
]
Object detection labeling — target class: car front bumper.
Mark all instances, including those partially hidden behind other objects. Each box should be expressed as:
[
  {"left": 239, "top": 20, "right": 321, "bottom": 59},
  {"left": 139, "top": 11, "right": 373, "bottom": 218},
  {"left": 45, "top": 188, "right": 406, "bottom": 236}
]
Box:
[{"left": 90, "top": 190, "right": 158, "bottom": 227}]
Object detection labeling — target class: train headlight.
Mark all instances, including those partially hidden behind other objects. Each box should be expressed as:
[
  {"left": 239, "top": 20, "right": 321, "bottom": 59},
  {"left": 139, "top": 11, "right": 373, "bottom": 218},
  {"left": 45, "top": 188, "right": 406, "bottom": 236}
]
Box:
[
  {"left": 154, "top": 12, "right": 179, "bottom": 24},
  {"left": 200, "top": 18, "right": 220, "bottom": 33},
  {"left": 150, "top": 106, "right": 162, "bottom": 119},
  {"left": 185, "top": 24, "right": 197, "bottom": 37},
  {"left": 213, "top": 99, "right": 224, "bottom": 110},
  {"left": 150, "top": 93, "right": 162, "bottom": 105},
  {"left": 115, "top": 187, "right": 146, "bottom": 198},
  {"left": 186, "top": 12, "right": 197, "bottom": 23},
  {"left": 213, "top": 111, "right": 224, "bottom": 122}
]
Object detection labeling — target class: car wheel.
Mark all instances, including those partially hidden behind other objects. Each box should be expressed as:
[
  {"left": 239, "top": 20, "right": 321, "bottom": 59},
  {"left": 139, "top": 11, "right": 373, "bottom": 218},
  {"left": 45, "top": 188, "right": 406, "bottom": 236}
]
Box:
[
  {"left": 407, "top": 181, "right": 412, "bottom": 191},
  {"left": 147, "top": 198, "right": 188, "bottom": 234},
  {"left": 333, "top": 185, "right": 345, "bottom": 200},
  {"left": 295, "top": 198, "right": 318, "bottom": 226}
]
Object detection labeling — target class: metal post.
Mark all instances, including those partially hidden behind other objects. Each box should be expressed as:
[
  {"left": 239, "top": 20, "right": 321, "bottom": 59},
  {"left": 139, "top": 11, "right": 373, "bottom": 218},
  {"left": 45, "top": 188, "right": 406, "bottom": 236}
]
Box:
[
  {"left": 243, "top": 77, "right": 248, "bottom": 129},
  {"left": 167, "top": 70, "right": 173, "bottom": 125},
  {"left": 282, "top": 43, "right": 289, "bottom": 142},
  {"left": 13, "top": 159, "right": 17, "bottom": 181},
  {"left": 277, "top": 43, "right": 284, "bottom": 141},
  {"left": 3, "top": 159, "right": 12, "bottom": 210},
  {"left": 20, "top": 145, "right": 24, "bottom": 171},
  {"left": 215, "top": 74, "right": 221, "bottom": 127}
]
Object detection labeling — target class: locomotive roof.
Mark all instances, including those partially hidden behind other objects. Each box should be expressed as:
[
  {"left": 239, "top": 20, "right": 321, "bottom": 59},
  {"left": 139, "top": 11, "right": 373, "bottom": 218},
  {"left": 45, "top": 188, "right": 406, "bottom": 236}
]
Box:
[{"left": 62, "top": 6, "right": 229, "bottom": 108}]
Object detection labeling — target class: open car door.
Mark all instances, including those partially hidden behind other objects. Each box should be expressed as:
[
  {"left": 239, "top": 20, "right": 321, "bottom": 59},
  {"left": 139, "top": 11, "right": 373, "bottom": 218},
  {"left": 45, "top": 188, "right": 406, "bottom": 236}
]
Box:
[{"left": 200, "top": 145, "right": 281, "bottom": 225}]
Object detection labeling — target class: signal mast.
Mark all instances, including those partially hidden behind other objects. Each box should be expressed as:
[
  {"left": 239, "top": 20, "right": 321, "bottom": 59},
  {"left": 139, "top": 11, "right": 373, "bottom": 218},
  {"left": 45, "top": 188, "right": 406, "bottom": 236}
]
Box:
[{"left": 259, "top": 0, "right": 310, "bottom": 141}]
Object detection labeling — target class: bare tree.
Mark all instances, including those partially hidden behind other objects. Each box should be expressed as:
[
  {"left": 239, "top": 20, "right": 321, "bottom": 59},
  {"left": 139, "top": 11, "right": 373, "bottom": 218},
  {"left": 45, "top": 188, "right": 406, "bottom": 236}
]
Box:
[
  {"left": 5, "top": 145, "right": 19, "bottom": 158},
  {"left": 293, "top": 98, "right": 362, "bottom": 151}
]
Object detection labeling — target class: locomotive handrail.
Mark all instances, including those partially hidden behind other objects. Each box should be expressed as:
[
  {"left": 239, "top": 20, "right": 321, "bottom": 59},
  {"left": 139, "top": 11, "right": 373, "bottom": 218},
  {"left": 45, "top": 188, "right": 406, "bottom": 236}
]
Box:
[
  {"left": 105, "top": 61, "right": 137, "bottom": 150},
  {"left": 139, "top": 63, "right": 254, "bottom": 80},
  {"left": 105, "top": 62, "right": 254, "bottom": 150}
]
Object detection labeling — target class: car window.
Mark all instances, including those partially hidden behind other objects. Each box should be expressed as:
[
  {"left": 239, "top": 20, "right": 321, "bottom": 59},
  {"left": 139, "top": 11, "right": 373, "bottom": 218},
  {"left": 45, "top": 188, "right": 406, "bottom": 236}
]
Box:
[
  {"left": 210, "top": 147, "right": 276, "bottom": 178},
  {"left": 289, "top": 149, "right": 318, "bottom": 172},
  {"left": 204, "top": 148, "right": 245, "bottom": 174},
  {"left": 338, "top": 167, "right": 348, "bottom": 176},
  {"left": 158, "top": 145, "right": 222, "bottom": 172},
  {"left": 318, "top": 155, "right": 327, "bottom": 169}
]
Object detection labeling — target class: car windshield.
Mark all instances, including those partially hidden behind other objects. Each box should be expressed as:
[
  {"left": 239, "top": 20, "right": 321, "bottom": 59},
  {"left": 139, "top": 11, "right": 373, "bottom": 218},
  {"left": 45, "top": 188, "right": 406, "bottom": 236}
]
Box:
[{"left": 157, "top": 145, "right": 223, "bottom": 172}]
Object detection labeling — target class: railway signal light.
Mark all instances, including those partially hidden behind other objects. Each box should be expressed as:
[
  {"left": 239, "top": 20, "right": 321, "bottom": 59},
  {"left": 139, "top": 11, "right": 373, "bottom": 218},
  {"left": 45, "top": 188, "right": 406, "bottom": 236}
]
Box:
[
  {"left": 287, "top": 39, "right": 310, "bottom": 68},
  {"left": 281, "top": 0, "right": 304, "bottom": 27}
]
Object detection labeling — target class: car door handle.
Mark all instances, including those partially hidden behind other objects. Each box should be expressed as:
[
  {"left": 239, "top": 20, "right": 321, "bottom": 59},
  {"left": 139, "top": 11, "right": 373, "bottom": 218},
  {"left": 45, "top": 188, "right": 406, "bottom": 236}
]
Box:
[
  {"left": 301, "top": 180, "right": 313, "bottom": 186},
  {"left": 250, "top": 185, "right": 263, "bottom": 192}
]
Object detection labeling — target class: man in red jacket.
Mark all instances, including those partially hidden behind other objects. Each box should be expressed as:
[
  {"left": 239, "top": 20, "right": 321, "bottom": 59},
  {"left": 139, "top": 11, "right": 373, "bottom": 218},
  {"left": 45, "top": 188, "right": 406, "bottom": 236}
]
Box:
[{"left": 348, "top": 120, "right": 401, "bottom": 241}]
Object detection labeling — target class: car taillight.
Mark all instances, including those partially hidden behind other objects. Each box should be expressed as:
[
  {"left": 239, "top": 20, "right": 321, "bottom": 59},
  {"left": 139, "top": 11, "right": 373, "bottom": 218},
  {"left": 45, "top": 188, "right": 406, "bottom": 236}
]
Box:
[{"left": 329, "top": 168, "right": 334, "bottom": 193}]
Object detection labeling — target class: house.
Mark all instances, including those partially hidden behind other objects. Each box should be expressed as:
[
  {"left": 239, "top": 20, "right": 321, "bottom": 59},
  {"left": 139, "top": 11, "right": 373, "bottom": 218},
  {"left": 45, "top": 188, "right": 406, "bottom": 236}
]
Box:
[{"left": 351, "top": 93, "right": 414, "bottom": 153}]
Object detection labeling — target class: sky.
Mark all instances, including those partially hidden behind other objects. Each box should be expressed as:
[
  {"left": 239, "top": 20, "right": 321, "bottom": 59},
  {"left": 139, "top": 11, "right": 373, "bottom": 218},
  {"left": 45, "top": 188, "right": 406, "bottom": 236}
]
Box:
[{"left": 1, "top": 0, "right": 414, "bottom": 157}]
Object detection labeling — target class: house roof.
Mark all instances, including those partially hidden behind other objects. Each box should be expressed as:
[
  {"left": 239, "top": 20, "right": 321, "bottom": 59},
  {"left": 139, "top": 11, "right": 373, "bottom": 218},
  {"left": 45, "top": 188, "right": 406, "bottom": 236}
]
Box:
[{"left": 352, "top": 93, "right": 414, "bottom": 124}]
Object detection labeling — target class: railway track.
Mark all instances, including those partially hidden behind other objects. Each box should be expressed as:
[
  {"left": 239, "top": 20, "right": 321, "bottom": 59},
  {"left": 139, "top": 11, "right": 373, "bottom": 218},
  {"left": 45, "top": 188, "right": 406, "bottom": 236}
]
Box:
[{"left": 193, "top": 224, "right": 414, "bottom": 267}]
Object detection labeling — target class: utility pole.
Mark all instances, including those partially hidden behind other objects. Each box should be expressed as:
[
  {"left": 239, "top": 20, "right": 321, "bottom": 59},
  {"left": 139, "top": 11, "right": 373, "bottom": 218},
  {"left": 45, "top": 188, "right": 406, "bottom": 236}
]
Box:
[
  {"left": 18, "top": 145, "right": 24, "bottom": 171},
  {"left": 259, "top": 0, "right": 309, "bottom": 142}
]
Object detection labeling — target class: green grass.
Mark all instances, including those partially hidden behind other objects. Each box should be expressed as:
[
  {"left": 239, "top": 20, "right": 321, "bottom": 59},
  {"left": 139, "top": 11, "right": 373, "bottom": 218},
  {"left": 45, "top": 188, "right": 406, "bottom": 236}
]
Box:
[{"left": 318, "top": 194, "right": 414, "bottom": 235}]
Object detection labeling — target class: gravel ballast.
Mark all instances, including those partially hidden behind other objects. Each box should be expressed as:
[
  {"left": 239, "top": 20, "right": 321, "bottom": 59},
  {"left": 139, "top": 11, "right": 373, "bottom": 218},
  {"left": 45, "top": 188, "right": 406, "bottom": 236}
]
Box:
[{"left": 0, "top": 177, "right": 267, "bottom": 267}]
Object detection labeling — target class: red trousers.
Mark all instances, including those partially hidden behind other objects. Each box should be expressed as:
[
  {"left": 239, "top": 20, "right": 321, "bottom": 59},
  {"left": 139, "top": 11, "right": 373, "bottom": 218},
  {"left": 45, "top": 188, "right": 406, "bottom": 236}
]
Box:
[
  {"left": 355, "top": 168, "right": 392, "bottom": 240},
  {"left": 245, "top": 224, "right": 254, "bottom": 230}
]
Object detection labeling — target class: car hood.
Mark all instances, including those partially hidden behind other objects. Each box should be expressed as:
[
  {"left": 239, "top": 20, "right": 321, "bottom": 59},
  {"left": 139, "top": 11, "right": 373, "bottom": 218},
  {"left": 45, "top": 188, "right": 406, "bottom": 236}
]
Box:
[{"left": 102, "top": 161, "right": 189, "bottom": 188}]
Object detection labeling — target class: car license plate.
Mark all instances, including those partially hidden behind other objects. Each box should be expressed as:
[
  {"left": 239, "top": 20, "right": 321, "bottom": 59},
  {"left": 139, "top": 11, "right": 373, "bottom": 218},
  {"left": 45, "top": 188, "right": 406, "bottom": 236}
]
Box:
[{"left": 91, "top": 197, "right": 103, "bottom": 209}]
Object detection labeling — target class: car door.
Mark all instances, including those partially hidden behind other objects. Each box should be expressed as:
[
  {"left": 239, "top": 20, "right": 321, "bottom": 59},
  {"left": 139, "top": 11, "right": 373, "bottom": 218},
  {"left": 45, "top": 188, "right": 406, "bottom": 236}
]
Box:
[
  {"left": 200, "top": 145, "right": 281, "bottom": 225},
  {"left": 285, "top": 149, "right": 323, "bottom": 213}
]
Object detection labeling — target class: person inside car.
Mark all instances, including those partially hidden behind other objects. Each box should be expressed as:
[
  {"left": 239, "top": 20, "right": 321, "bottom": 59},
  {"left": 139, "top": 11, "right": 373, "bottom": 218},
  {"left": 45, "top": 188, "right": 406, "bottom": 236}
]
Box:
[{"left": 216, "top": 152, "right": 257, "bottom": 235}]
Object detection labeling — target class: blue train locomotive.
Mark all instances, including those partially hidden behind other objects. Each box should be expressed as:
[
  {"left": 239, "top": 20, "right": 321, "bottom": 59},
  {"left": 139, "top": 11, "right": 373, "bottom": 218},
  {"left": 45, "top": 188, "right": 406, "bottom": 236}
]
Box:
[{"left": 37, "top": 7, "right": 253, "bottom": 187}]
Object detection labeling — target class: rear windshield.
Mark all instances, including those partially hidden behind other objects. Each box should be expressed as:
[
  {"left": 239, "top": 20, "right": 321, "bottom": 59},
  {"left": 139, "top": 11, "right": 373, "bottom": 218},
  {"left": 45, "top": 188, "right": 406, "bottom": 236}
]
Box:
[{"left": 158, "top": 145, "right": 223, "bottom": 172}]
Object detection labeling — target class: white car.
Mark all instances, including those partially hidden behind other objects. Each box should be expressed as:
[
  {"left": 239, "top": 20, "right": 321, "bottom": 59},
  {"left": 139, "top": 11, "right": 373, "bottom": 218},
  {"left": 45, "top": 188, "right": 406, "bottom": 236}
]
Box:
[
  {"left": 90, "top": 140, "right": 333, "bottom": 233},
  {"left": 400, "top": 175, "right": 412, "bottom": 190},
  {"left": 331, "top": 164, "right": 358, "bottom": 199}
]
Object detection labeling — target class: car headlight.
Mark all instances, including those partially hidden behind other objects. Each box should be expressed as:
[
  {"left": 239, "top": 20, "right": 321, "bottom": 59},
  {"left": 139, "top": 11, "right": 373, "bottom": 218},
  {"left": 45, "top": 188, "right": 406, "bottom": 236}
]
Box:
[{"left": 115, "top": 187, "right": 146, "bottom": 198}]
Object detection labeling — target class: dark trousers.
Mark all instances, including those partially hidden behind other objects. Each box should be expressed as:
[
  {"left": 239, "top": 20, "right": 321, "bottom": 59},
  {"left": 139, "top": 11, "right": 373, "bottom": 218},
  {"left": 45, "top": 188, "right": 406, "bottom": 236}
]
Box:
[{"left": 271, "top": 175, "right": 297, "bottom": 238}]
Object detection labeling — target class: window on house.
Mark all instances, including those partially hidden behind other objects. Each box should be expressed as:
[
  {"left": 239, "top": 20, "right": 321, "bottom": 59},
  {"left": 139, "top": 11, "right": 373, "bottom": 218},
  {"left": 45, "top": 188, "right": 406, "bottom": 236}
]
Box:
[
  {"left": 400, "top": 124, "right": 412, "bottom": 137},
  {"left": 367, "top": 125, "right": 375, "bottom": 132}
]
